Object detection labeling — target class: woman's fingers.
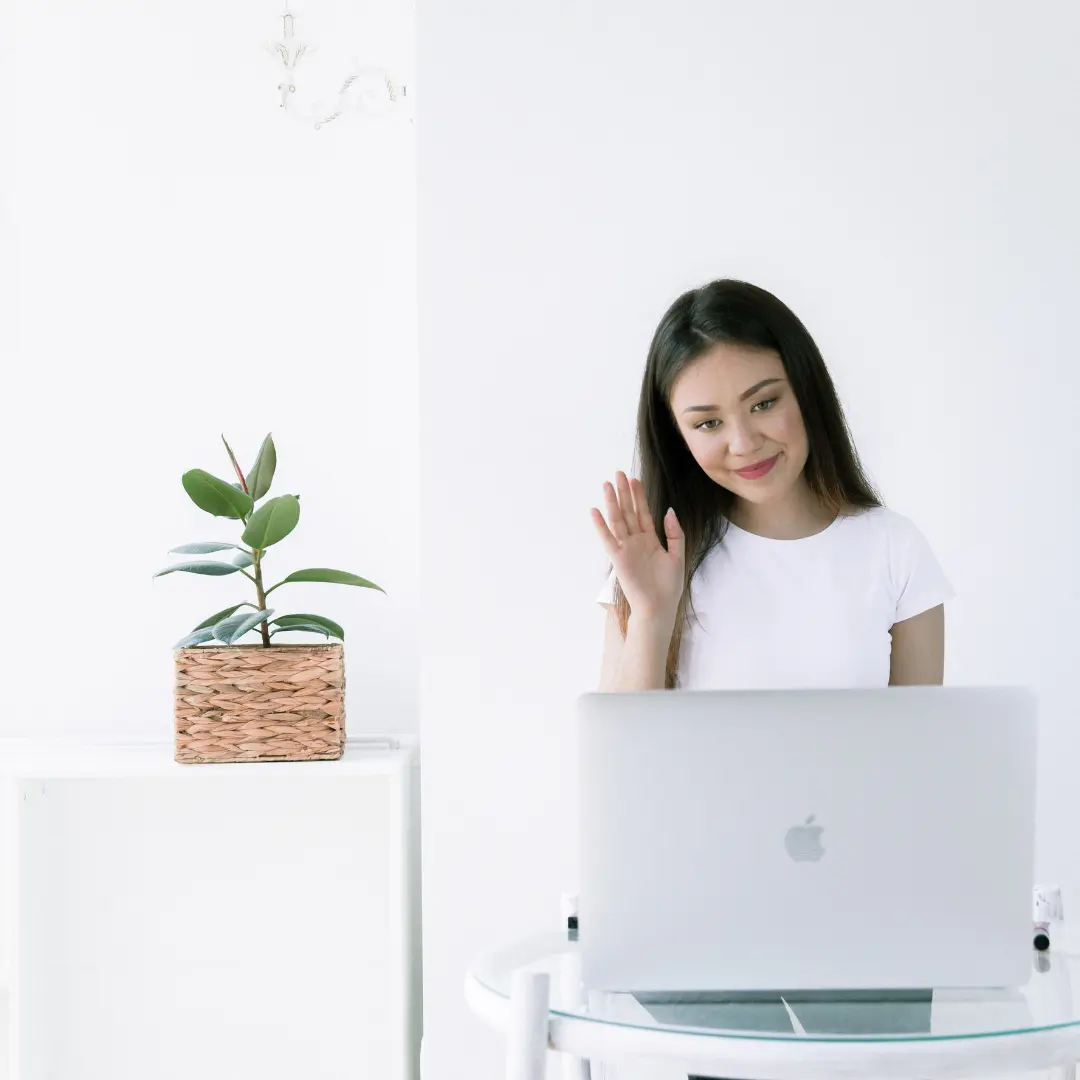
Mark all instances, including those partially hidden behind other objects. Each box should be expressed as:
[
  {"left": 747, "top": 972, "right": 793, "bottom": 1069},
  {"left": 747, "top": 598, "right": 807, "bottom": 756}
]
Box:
[
  {"left": 614, "top": 471, "right": 639, "bottom": 534},
  {"left": 597, "top": 475, "right": 660, "bottom": 557},
  {"left": 664, "top": 507, "right": 686, "bottom": 563},
  {"left": 590, "top": 507, "right": 620, "bottom": 557},
  {"left": 602, "top": 482, "right": 628, "bottom": 541},
  {"left": 629, "top": 477, "right": 654, "bottom": 537}
]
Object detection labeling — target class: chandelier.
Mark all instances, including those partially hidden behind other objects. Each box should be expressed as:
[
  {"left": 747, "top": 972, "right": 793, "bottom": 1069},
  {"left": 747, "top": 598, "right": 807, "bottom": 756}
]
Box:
[{"left": 266, "top": 5, "right": 410, "bottom": 130}]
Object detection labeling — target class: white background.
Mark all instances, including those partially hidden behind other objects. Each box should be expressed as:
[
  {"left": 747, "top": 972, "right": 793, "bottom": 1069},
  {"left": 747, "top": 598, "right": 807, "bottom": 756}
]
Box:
[
  {"left": 5, "top": 0, "right": 418, "bottom": 738},
  {"left": 7, "top": 2, "right": 1080, "bottom": 1079},
  {"left": 417, "top": 1, "right": 1080, "bottom": 1077}
]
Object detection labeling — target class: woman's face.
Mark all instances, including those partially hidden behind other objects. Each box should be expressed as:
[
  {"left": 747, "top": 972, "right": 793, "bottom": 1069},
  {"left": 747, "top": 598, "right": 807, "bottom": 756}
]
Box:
[{"left": 669, "top": 343, "right": 810, "bottom": 506}]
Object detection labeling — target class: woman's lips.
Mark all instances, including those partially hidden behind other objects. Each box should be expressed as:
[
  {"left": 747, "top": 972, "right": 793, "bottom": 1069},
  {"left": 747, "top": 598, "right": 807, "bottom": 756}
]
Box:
[{"left": 734, "top": 454, "right": 780, "bottom": 480}]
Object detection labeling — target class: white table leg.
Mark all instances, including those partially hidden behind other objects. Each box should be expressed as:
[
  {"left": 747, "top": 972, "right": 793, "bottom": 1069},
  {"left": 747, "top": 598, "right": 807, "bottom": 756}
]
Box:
[
  {"left": 557, "top": 939, "right": 589, "bottom": 1080},
  {"left": 561, "top": 1055, "right": 590, "bottom": 1080},
  {"left": 506, "top": 970, "right": 551, "bottom": 1080}
]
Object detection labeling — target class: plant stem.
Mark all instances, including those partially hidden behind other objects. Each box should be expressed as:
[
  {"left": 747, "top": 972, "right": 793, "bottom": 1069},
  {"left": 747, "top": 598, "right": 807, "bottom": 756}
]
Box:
[{"left": 252, "top": 550, "right": 272, "bottom": 648}]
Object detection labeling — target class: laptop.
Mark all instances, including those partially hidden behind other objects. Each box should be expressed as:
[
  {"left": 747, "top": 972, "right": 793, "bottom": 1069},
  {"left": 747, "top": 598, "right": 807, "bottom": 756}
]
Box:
[{"left": 576, "top": 687, "right": 1037, "bottom": 995}]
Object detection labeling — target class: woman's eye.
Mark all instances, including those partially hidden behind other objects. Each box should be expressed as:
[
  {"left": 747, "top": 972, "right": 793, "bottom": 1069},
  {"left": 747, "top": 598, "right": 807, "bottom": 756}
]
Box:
[
  {"left": 751, "top": 397, "right": 777, "bottom": 413},
  {"left": 695, "top": 418, "right": 722, "bottom": 431}
]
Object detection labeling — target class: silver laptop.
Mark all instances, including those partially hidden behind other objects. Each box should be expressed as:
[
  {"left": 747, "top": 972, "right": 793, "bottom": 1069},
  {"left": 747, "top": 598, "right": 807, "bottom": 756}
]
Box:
[{"left": 576, "top": 687, "right": 1037, "bottom": 994}]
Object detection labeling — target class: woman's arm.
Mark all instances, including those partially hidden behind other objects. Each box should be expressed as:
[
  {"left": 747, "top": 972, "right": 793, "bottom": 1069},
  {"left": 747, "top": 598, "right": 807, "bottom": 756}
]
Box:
[
  {"left": 889, "top": 604, "right": 945, "bottom": 685},
  {"left": 598, "top": 607, "right": 673, "bottom": 691}
]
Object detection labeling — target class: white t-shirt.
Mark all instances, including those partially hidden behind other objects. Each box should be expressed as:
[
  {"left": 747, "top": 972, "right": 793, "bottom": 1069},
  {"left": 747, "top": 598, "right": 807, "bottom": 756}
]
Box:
[{"left": 597, "top": 507, "right": 954, "bottom": 690}]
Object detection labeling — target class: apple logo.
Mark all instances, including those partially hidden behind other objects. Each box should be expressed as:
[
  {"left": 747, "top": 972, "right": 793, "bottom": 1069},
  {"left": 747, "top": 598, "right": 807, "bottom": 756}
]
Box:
[{"left": 785, "top": 814, "right": 825, "bottom": 862}]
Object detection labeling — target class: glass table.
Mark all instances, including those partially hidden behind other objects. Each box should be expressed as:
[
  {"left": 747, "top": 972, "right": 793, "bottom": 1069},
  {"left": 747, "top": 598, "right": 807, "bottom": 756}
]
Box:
[{"left": 465, "top": 932, "right": 1080, "bottom": 1080}]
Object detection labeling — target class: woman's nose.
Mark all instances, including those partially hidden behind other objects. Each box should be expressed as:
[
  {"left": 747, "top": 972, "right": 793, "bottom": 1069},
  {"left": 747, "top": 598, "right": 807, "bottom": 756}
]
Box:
[{"left": 726, "top": 418, "right": 761, "bottom": 457}]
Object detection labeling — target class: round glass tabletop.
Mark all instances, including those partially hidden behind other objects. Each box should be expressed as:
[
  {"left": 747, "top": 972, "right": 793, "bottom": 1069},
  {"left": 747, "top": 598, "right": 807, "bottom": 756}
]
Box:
[{"left": 470, "top": 932, "right": 1080, "bottom": 1043}]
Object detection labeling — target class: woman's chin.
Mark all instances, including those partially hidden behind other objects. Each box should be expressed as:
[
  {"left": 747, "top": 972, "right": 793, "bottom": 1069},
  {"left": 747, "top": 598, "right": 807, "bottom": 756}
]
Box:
[{"left": 722, "top": 474, "right": 787, "bottom": 505}]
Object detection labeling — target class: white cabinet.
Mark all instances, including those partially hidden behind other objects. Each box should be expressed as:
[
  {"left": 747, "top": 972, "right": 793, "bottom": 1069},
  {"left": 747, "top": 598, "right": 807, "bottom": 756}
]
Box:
[{"left": 0, "top": 738, "right": 421, "bottom": 1080}]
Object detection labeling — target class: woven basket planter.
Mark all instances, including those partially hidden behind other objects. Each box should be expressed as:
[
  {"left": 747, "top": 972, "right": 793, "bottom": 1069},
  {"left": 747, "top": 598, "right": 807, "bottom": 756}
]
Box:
[{"left": 174, "top": 643, "right": 345, "bottom": 764}]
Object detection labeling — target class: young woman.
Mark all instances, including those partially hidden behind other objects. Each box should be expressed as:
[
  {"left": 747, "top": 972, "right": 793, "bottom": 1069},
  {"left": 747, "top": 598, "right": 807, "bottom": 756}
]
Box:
[{"left": 592, "top": 279, "right": 953, "bottom": 692}]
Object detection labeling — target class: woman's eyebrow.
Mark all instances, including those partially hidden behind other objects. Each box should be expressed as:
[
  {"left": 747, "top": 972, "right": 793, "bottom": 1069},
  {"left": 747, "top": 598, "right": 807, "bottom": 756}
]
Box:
[
  {"left": 682, "top": 378, "right": 783, "bottom": 414},
  {"left": 739, "top": 377, "right": 783, "bottom": 401}
]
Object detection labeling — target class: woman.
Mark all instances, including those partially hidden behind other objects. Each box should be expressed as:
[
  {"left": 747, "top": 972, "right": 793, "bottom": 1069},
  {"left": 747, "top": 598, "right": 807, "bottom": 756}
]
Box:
[{"left": 592, "top": 279, "right": 953, "bottom": 691}]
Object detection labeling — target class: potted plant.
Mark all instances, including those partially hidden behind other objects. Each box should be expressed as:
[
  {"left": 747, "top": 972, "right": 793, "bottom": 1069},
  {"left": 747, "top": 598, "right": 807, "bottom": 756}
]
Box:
[{"left": 155, "top": 433, "right": 383, "bottom": 764}]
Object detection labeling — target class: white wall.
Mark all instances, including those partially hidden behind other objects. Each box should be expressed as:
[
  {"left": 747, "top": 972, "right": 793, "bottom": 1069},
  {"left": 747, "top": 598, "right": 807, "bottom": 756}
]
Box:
[
  {"left": 418, "top": 1, "right": 1080, "bottom": 1077},
  {"left": 6, "top": 0, "right": 418, "bottom": 737}
]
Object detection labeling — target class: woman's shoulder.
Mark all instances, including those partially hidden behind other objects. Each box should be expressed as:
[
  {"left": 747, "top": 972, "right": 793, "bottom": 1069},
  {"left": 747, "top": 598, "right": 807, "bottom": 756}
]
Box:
[
  {"left": 839, "top": 504, "right": 953, "bottom": 609},
  {"left": 838, "top": 504, "right": 923, "bottom": 541},
  {"left": 832, "top": 505, "right": 933, "bottom": 569}
]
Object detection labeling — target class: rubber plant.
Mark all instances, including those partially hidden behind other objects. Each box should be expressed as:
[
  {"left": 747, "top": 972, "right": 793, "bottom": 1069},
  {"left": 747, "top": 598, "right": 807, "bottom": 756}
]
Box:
[{"left": 155, "top": 433, "right": 383, "bottom": 648}]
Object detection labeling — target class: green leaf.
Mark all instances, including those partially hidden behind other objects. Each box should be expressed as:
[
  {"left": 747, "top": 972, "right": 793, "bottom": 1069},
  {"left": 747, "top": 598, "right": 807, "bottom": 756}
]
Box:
[
  {"left": 182, "top": 470, "right": 253, "bottom": 520},
  {"left": 169, "top": 542, "right": 244, "bottom": 555},
  {"left": 270, "top": 622, "right": 331, "bottom": 638},
  {"left": 212, "top": 608, "right": 274, "bottom": 645},
  {"left": 221, "top": 434, "right": 250, "bottom": 495},
  {"left": 270, "top": 613, "right": 345, "bottom": 639},
  {"left": 174, "top": 627, "right": 216, "bottom": 649},
  {"left": 231, "top": 550, "right": 255, "bottom": 569},
  {"left": 153, "top": 560, "right": 242, "bottom": 578},
  {"left": 247, "top": 433, "right": 277, "bottom": 501},
  {"left": 265, "top": 568, "right": 385, "bottom": 596},
  {"left": 241, "top": 494, "right": 299, "bottom": 550},
  {"left": 192, "top": 603, "right": 255, "bottom": 631}
]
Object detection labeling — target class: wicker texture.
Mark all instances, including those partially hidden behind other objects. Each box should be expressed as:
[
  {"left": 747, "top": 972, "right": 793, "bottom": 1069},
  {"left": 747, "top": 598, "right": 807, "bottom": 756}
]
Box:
[{"left": 174, "top": 644, "right": 345, "bottom": 763}]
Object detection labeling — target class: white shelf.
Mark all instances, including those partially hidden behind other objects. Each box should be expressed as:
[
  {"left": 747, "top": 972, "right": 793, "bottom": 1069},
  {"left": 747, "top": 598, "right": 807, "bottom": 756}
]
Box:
[
  {"left": 0, "top": 735, "right": 421, "bottom": 1080},
  {"left": 0, "top": 735, "right": 417, "bottom": 779}
]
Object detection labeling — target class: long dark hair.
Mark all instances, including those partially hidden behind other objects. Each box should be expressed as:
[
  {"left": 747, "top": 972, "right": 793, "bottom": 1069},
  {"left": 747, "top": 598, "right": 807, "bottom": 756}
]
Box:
[{"left": 614, "top": 279, "right": 881, "bottom": 687}]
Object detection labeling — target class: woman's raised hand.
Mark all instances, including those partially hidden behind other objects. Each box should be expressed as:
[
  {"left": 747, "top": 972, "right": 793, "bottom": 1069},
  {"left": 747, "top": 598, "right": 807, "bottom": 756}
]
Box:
[{"left": 590, "top": 472, "right": 685, "bottom": 623}]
